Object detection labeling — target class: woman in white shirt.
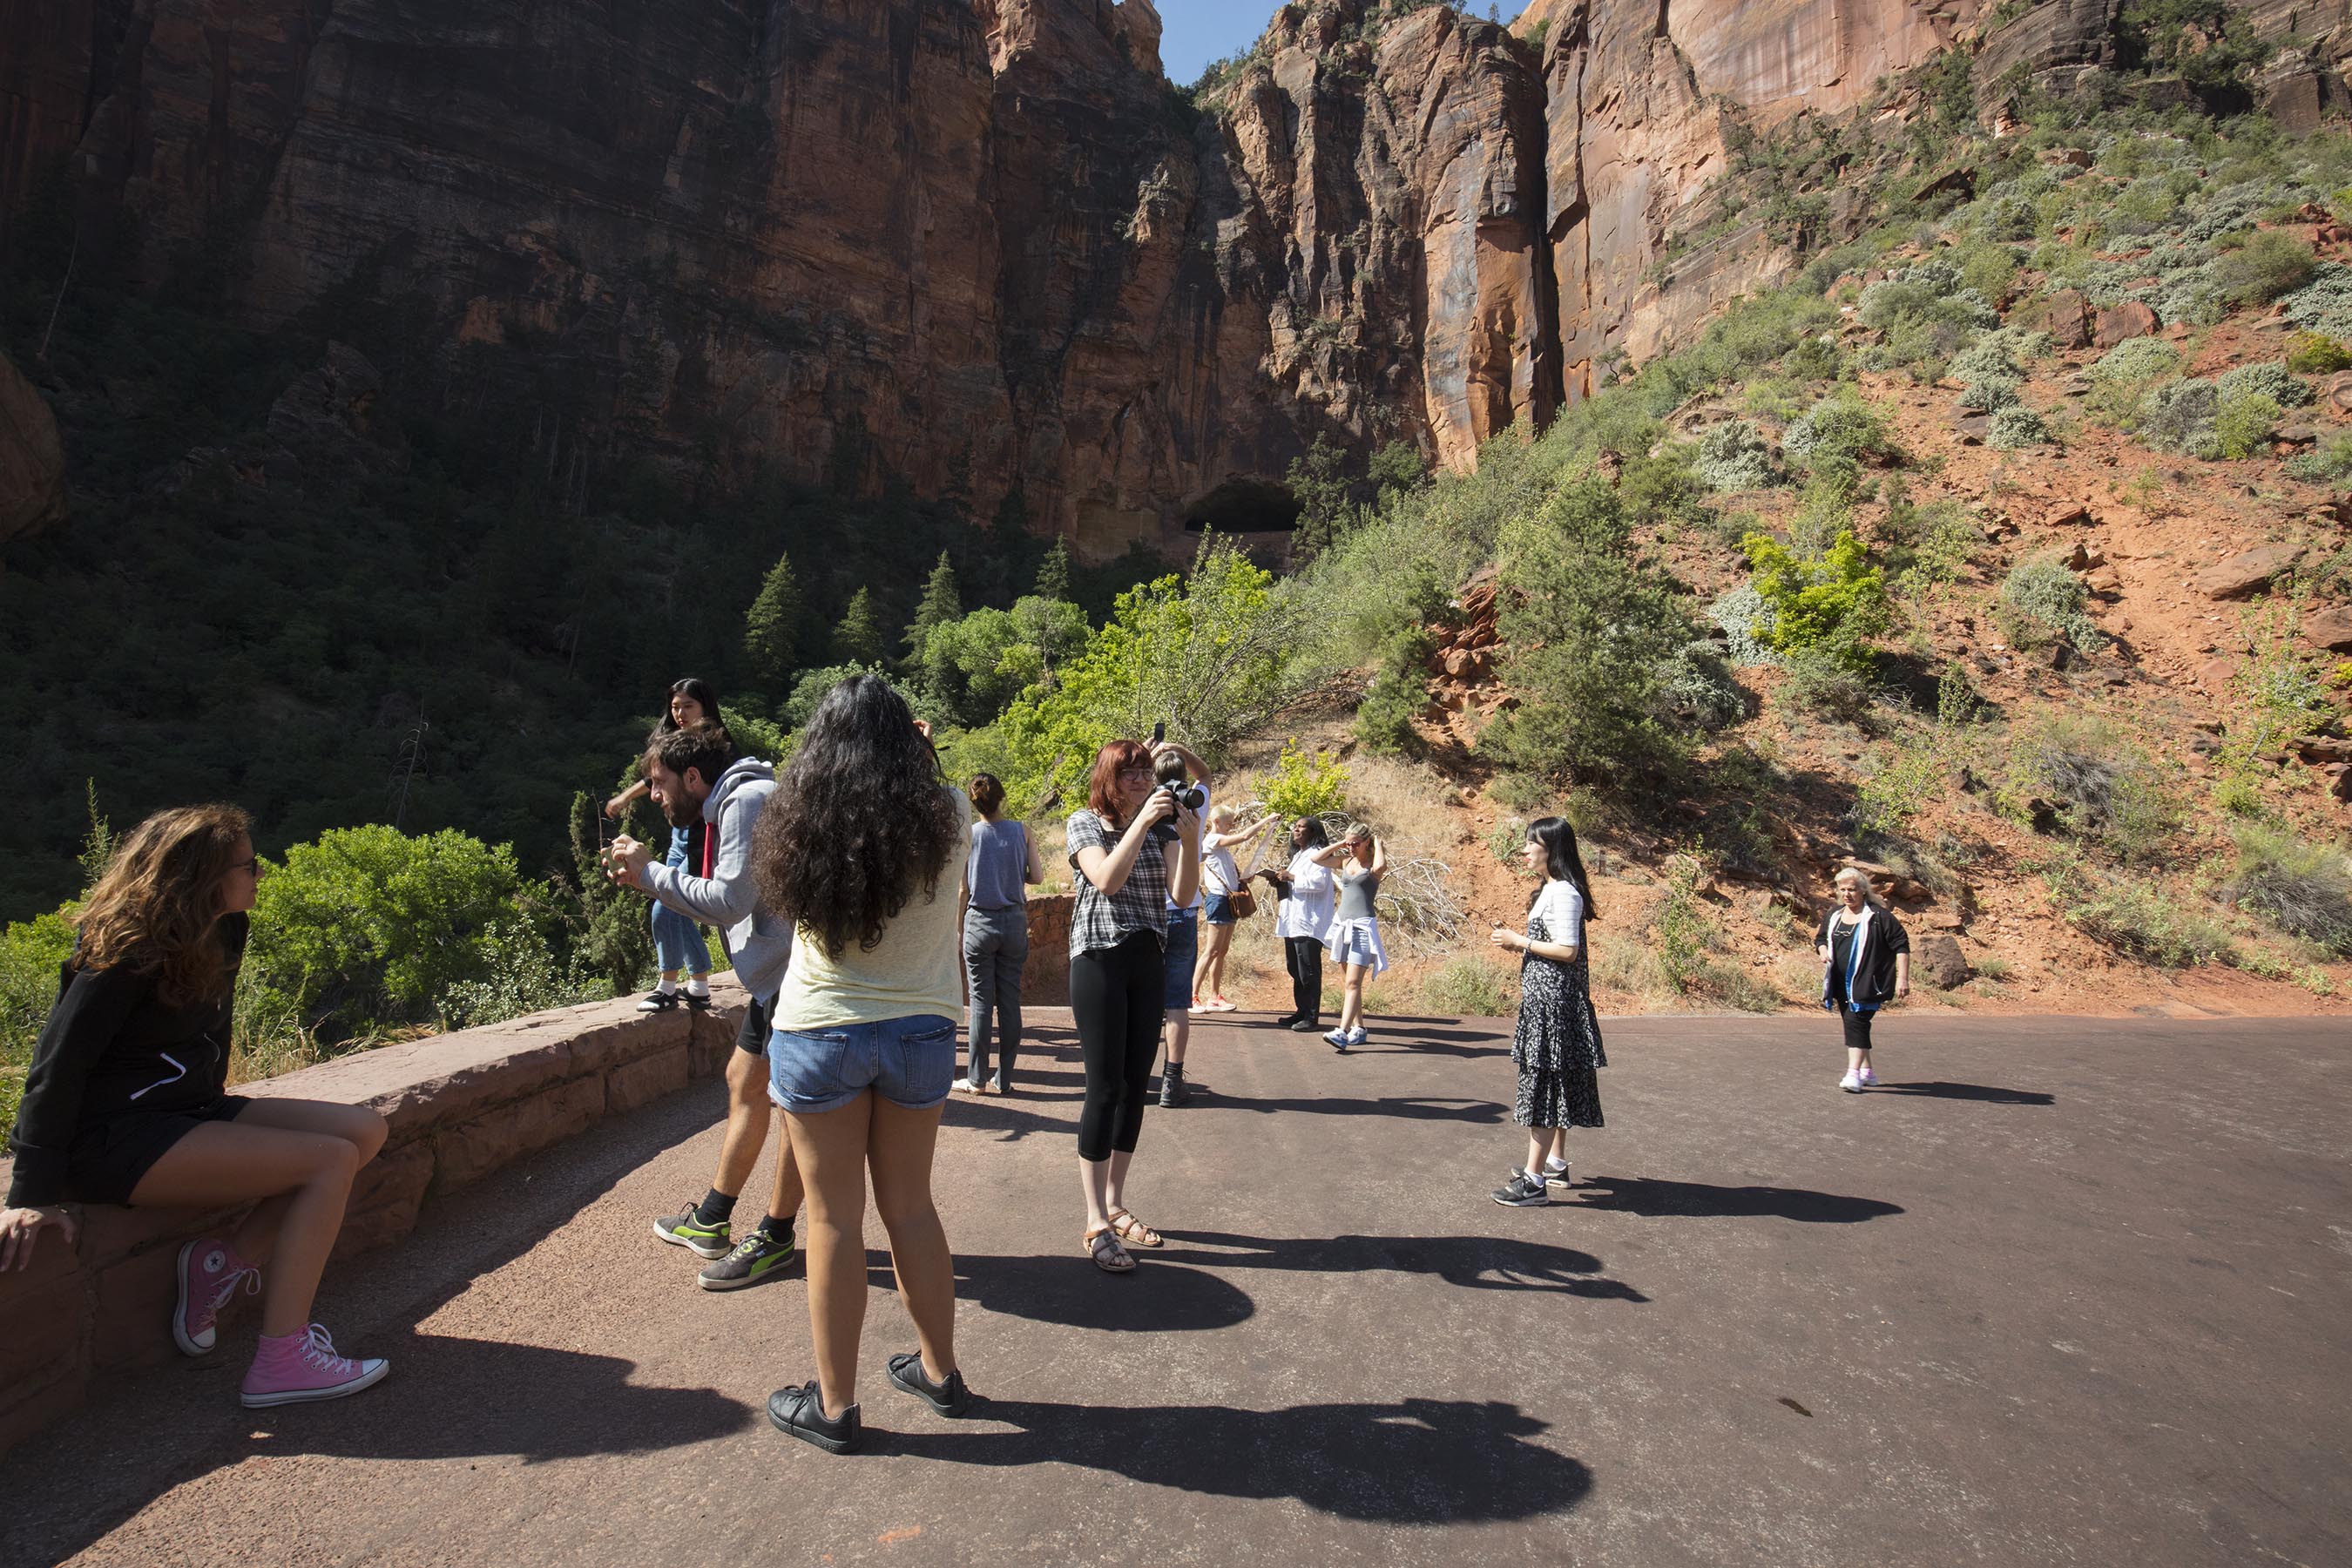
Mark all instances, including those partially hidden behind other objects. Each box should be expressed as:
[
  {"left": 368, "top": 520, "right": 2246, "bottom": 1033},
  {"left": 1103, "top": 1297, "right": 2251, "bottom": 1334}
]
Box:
[
  {"left": 1191, "top": 802, "right": 1278, "bottom": 1013},
  {"left": 1486, "top": 816, "right": 1607, "bottom": 1206},
  {"left": 1257, "top": 819, "right": 1337, "bottom": 1033}
]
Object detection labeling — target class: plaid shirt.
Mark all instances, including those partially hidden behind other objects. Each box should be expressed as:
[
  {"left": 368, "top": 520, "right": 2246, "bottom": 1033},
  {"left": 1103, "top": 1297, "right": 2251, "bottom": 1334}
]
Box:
[{"left": 1065, "top": 808, "right": 1178, "bottom": 957}]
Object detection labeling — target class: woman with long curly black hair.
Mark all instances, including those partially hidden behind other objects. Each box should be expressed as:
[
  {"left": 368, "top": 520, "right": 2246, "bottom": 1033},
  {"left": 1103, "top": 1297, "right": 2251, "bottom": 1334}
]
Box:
[{"left": 752, "top": 673, "right": 975, "bottom": 1454}]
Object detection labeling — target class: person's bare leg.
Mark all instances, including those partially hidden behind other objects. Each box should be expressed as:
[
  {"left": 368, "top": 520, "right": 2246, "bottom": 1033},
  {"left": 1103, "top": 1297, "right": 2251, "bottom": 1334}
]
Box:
[
  {"left": 130, "top": 1122, "right": 364, "bottom": 1336},
  {"left": 1079, "top": 1158, "right": 1116, "bottom": 1234},
  {"left": 713, "top": 1048, "right": 770, "bottom": 1198},
  {"left": 1524, "top": 1129, "right": 1551, "bottom": 1177},
  {"left": 783, "top": 1092, "right": 875, "bottom": 1421},
  {"left": 1548, "top": 1127, "right": 1570, "bottom": 1166},
  {"left": 767, "top": 1125, "right": 806, "bottom": 1224},
  {"left": 224, "top": 1100, "right": 387, "bottom": 1266},
  {"left": 1103, "top": 1147, "right": 1137, "bottom": 1216},
  {"left": 866, "top": 1097, "right": 957, "bottom": 1383},
  {"left": 1165, "top": 1009, "right": 1189, "bottom": 1067}
]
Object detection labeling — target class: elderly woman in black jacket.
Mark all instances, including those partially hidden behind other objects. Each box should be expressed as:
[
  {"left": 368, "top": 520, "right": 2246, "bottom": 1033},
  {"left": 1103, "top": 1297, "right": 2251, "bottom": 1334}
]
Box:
[{"left": 1817, "top": 867, "right": 1909, "bottom": 1093}]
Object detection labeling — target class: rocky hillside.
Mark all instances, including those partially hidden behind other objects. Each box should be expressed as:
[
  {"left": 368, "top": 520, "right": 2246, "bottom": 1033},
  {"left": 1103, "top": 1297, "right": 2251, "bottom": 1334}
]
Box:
[{"left": 1, "top": 0, "right": 1997, "bottom": 557}]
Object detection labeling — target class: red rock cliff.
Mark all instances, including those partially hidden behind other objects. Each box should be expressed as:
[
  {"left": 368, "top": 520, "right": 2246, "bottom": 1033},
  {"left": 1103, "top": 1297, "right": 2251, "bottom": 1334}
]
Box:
[{"left": 0, "top": 0, "right": 1986, "bottom": 554}]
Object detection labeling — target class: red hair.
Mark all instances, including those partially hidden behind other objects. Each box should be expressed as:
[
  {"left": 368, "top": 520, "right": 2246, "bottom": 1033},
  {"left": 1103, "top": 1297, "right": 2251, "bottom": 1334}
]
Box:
[{"left": 1087, "top": 739, "right": 1152, "bottom": 828}]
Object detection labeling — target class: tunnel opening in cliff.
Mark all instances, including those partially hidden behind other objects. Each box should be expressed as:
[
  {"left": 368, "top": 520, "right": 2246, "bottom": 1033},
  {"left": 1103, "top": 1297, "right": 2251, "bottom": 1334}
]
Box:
[{"left": 1181, "top": 476, "right": 1301, "bottom": 535}]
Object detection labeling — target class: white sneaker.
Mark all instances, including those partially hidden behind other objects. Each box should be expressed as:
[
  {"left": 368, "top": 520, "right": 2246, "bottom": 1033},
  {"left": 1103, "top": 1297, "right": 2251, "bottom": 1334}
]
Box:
[
  {"left": 1542, "top": 1158, "right": 1572, "bottom": 1188},
  {"left": 1840, "top": 1070, "right": 1863, "bottom": 1093},
  {"left": 952, "top": 1078, "right": 980, "bottom": 1095},
  {"left": 1856, "top": 1065, "right": 1877, "bottom": 1087}
]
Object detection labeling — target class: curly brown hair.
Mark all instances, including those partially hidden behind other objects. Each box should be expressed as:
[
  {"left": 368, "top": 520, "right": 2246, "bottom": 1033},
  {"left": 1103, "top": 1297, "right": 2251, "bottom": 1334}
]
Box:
[
  {"left": 76, "top": 803, "right": 253, "bottom": 1003},
  {"left": 754, "top": 674, "right": 961, "bottom": 960}
]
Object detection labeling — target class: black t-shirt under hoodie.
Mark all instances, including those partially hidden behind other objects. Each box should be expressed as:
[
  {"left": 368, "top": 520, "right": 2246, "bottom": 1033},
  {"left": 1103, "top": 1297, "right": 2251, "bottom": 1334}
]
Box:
[{"left": 5, "top": 913, "right": 248, "bottom": 1208}]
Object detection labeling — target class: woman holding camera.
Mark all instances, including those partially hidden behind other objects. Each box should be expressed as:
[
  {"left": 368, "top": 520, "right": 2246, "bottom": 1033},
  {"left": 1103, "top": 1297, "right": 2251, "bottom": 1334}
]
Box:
[{"left": 1065, "top": 739, "right": 1200, "bottom": 1274}]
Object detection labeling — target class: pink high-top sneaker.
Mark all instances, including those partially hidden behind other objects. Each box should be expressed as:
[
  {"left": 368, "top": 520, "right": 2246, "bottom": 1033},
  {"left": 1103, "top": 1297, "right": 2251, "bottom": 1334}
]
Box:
[
  {"left": 240, "top": 1324, "right": 389, "bottom": 1409},
  {"left": 173, "top": 1238, "right": 260, "bottom": 1356}
]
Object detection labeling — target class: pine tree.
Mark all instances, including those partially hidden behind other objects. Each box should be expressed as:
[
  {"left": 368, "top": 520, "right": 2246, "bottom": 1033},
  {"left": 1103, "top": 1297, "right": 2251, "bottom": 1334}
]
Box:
[
  {"left": 1034, "top": 537, "right": 1074, "bottom": 604},
  {"left": 833, "top": 586, "right": 885, "bottom": 666},
  {"left": 906, "top": 551, "right": 962, "bottom": 655},
  {"left": 741, "top": 551, "right": 803, "bottom": 692}
]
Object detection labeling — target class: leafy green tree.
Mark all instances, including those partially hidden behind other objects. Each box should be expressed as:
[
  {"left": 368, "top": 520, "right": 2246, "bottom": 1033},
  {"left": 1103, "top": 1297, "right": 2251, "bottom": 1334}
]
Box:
[
  {"left": 906, "top": 551, "right": 962, "bottom": 657},
  {"left": 1483, "top": 476, "right": 1700, "bottom": 785},
  {"left": 1034, "top": 538, "right": 1074, "bottom": 604},
  {"left": 742, "top": 551, "right": 804, "bottom": 693},
  {"left": 245, "top": 825, "right": 531, "bottom": 1038},
  {"left": 918, "top": 596, "right": 1092, "bottom": 726},
  {"left": 833, "top": 586, "right": 885, "bottom": 666},
  {"left": 1740, "top": 530, "right": 1889, "bottom": 672},
  {"left": 1287, "top": 435, "right": 1356, "bottom": 558}
]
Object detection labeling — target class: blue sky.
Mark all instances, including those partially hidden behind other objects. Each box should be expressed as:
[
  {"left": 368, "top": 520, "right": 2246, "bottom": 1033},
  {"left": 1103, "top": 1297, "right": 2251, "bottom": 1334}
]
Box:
[{"left": 1158, "top": 1, "right": 1278, "bottom": 86}]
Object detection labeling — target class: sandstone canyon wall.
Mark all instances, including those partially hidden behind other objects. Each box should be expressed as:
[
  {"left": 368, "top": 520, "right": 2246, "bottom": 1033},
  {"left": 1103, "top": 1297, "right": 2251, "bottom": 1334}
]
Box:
[{"left": 3, "top": 0, "right": 1990, "bottom": 555}]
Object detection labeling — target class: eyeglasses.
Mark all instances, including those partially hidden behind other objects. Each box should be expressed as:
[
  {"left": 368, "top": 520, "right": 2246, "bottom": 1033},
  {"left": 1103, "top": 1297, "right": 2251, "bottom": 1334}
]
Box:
[
  {"left": 1117, "top": 765, "right": 1155, "bottom": 779},
  {"left": 230, "top": 857, "right": 260, "bottom": 875}
]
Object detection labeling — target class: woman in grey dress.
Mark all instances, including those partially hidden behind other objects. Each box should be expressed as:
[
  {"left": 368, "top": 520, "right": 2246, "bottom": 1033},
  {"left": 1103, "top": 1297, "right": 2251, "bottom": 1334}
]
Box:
[
  {"left": 959, "top": 774, "right": 1044, "bottom": 1094},
  {"left": 1486, "top": 816, "right": 1605, "bottom": 1206}
]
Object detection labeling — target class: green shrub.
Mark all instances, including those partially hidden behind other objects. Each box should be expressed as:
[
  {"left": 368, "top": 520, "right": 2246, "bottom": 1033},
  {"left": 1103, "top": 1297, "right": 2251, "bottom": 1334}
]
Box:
[
  {"left": 2005, "top": 713, "right": 2175, "bottom": 861},
  {"left": 2216, "top": 229, "right": 2319, "bottom": 306},
  {"left": 2284, "top": 330, "right": 2352, "bottom": 373},
  {"left": 1355, "top": 626, "right": 1434, "bottom": 755},
  {"left": 2087, "top": 337, "right": 2183, "bottom": 385},
  {"left": 1781, "top": 389, "right": 1898, "bottom": 469},
  {"left": 2215, "top": 360, "right": 2315, "bottom": 408},
  {"left": 2213, "top": 389, "right": 2281, "bottom": 459},
  {"left": 1658, "top": 641, "right": 1748, "bottom": 733},
  {"left": 1852, "top": 742, "right": 1945, "bottom": 839},
  {"left": 2280, "top": 260, "right": 2352, "bottom": 338},
  {"left": 1652, "top": 855, "right": 1713, "bottom": 993},
  {"left": 2138, "top": 377, "right": 2222, "bottom": 458},
  {"left": 0, "top": 907, "right": 78, "bottom": 1146},
  {"left": 1260, "top": 742, "right": 1351, "bottom": 819},
  {"left": 1709, "top": 584, "right": 1780, "bottom": 666},
  {"left": 1957, "top": 374, "right": 2022, "bottom": 411},
  {"left": 1694, "top": 420, "right": 1781, "bottom": 491},
  {"left": 1740, "top": 530, "right": 1890, "bottom": 669},
  {"left": 1416, "top": 956, "right": 1519, "bottom": 1017},
  {"left": 1990, "top": 404, "right": 2051, "bottom": 449},
  {"left": 2066, "top": 879, "right": 2235, "bottom": 967},
  {"left": 1997, "top": 557, "right": 2109, "bottom": 652},
  {"left": 2286, "top": 432, "right": 2352, "bottom": 482},
  {"left": 246, "top": 825, "right": 537, "bottom": 1039},
  {"left": 2225, "top": 824, "right": 2352, "bottom": 955},
  {"left": 1781, "top": 644, "right": 1879, "bottom": 720}
]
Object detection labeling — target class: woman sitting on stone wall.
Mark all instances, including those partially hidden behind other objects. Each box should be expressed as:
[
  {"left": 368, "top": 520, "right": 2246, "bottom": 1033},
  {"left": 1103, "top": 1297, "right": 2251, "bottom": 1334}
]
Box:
[{"left": 0, "top": 804, "right": 392, "bottom": 1408}]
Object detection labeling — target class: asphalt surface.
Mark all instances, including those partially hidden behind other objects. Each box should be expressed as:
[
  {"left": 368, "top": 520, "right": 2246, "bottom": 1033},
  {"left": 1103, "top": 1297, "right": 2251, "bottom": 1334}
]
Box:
[{"left": 2, "top": 1010, "right": 2346, "bottom": 1567}]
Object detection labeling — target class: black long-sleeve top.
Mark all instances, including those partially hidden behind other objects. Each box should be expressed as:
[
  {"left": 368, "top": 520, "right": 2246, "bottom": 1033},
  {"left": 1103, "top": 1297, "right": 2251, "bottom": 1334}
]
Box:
[{"left": 5, "top": 915, "right": 248, "bottom": 1208}]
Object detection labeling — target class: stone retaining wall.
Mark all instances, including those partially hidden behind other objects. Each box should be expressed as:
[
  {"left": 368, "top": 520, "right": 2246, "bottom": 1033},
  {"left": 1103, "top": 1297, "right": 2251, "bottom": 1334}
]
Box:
[
  {"left": 0, "top": 983, "right": 747, "bottom": 1455},
  {"left": 0, "top": 895, "right": 1076, "bottom": 1455}
]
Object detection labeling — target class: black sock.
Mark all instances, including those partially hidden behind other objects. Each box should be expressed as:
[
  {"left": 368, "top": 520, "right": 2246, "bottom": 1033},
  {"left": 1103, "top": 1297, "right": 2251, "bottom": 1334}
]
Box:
[
  {"left": 757, "top": 1214, "right": 794, "bottom": 1242},
  {"left": 697, "top": 1188, "right": 739, "bottom": 1226}
]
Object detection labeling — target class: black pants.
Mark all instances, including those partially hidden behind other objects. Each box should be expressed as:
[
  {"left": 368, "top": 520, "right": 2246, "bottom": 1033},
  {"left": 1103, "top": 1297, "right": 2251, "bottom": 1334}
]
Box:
[
  {"left": 1284, "top": 936, "right": 1323, "bottom": 1024},
  {"left": 1071, "top": 932, "right": 1165, "bottom": 1162},
  {"left": 1839, "top": 1006, "right": 1875, "bottom": 1051}
]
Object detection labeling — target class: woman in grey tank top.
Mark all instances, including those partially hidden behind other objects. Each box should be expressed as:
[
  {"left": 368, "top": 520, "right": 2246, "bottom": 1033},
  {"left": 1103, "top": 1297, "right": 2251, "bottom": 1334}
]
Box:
[
  {"left": 1317, "top": 826, "right": 1389, "bottom": 1050},
  {"left": 959, "top": 774, "right": 1043, "bottom": 1093}
]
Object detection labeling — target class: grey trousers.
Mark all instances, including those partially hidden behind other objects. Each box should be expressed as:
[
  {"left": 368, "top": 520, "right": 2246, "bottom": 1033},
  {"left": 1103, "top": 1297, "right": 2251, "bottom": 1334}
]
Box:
[{"left": 963, "top": 905, "right": 1029, "bottom": 1086}]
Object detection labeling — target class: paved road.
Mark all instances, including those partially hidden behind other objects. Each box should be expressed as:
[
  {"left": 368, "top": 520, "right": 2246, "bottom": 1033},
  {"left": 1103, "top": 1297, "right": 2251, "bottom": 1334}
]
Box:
[{"left": 3, "top": 1012, "right": 2346, "bottom": 1567}]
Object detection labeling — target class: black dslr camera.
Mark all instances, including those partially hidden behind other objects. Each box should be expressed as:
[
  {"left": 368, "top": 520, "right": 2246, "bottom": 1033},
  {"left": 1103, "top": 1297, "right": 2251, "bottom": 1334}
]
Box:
[{"left": 1150, "top": 722, "right": 1206, "bottom": 811}]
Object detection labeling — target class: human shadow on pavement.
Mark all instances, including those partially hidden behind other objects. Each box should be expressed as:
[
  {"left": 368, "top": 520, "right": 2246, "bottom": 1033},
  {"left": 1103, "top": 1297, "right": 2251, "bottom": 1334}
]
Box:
[
  {"left": 1571, "top": 1175, "right": 1903, "bottom": 1223},
  {"left": 1157, "top": 1230, "right": 1649, "bottom": 1301},
  {"left": 1214, "top": 1092, "right": 1511, "bottom": 1125},
  {"left": 871, "top": 1249, "right": 1259, "bottom": 1331},
  {"left": 884, "top": 1396, "right": 1592, "bottom": 1524},
  {"left": 1869, "top": 1080, "right": 2056, "bottom": 1105}
]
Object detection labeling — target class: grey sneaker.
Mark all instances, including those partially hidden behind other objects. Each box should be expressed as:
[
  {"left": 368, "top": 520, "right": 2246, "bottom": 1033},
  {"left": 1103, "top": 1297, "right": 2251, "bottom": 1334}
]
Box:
[
  {"left": 1490, "top": 1170, "right": 1550, "bottom": 1206},
  {"left": 1543, "top": 1158, "right": 1572, "bottom": 1188},
  {"left": 699, "top": 1227, "right": 797, "bottom": 1291},
  {"left": 653, "top": 1201, "right": 732, "bottom": 1260},
  {"left": 1159, "top": 1063, "right": 1190, "bottom": 1107},
  {"left": 767, "top": 1382, "right": 861, "bottom": 1454}
]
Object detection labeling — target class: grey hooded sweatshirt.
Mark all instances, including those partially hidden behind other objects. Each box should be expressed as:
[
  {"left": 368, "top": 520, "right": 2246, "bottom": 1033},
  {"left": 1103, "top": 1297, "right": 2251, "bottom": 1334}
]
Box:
[{"left": 640, "top": 755, "right": 792, "bottom": 1005}]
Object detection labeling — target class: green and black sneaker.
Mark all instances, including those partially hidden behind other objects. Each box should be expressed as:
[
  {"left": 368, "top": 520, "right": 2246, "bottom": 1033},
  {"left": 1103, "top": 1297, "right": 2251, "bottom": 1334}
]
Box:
[
  {"left": 699, "top": 1227, "right": 798, "bottom": 1291},
  {"left": 653, "top": 1201, "right": 733, "bottom": 1260}
]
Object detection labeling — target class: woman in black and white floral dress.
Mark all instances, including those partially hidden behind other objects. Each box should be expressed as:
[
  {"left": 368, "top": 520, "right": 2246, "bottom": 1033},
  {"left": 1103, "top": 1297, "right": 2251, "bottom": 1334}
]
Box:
[{"left": 1487, "top": 816, "right": 1605, "bottom": 1207}]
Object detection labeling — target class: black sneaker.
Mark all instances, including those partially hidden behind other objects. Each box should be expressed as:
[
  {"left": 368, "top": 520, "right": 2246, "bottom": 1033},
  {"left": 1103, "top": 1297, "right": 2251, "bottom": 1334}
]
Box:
[
  {"left": 886, "top": 1352, "right": 976, "bottom": 1416},
  {"left": 653, "top": 1201, "right": 733, "bottom": 1259},
  {"left": 767, "top": 1382, "right": 861, "bottom": 1454},
  {"left": 1159, "top": 1063, "right": 1190, "bottom": 1107},
  {"left": 1491, "top": 1170, "right": 1550, "bottom": 1206},
  {"left": 683, "top": 991, "right": 712, "bottom": 1011},
  {"left": 1288, "top": 1019, "right": 1321, "bottom": 1033},
  {"left": 1271, "top": 1013, "right": 1302, "bottom": 1028},
  {"left": 636, "top": 990, "right": 681, "bottom": 1013},
  {"left": 699, "top": 1227, "right": 797, "bottom": 1290}
]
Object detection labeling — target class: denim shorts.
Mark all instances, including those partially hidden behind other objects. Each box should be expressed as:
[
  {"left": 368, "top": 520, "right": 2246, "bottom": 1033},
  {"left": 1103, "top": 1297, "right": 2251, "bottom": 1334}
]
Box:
[
  {"left": 1202, "top": 891, "right": 1237, "bottom": 927},
  {"left": 767, "top": 1013, "right": 958, "bottom": 1114},
  {"left": 1161, "top": 909, "right": 1199, "bottom": 1009}
]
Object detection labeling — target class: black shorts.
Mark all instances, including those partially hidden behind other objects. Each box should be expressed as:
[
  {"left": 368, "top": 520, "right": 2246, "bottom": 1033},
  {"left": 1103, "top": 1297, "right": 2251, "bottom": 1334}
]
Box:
[
  {"left": 68, "top": 1096, "right": 253, "bottom": 1206},
  {"left": 735, "top": 991, "right": 773, "bottom": 1058}
]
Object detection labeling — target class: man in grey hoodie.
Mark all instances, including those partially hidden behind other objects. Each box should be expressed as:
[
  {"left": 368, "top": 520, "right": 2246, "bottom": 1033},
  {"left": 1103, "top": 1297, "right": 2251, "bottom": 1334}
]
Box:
[{"left": 606, "top": 722, "right": 805, "bottom": 1292}]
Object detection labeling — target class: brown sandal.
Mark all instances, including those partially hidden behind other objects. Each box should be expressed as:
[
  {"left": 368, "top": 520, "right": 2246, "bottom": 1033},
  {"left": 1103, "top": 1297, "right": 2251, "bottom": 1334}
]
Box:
[
  {"left": 1085, "top": 1226, "right": 1135, "bottom": 1274},
  {"left": 1105, "top": 1208, "right": 1163, "bottom": 1248}
]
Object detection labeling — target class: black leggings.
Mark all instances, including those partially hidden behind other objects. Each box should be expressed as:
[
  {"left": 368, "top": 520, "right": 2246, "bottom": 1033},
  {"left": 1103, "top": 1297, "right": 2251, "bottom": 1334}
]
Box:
[
  {"left": 1839, "top": 1006, "right": 1876, "bottom": 1051},
  {"left": 1072, "top": 932, "right": 1165, "bottom": 1161},
  {"left": 1284, "top": 936, "right": 1323, "bottom": 1023}
]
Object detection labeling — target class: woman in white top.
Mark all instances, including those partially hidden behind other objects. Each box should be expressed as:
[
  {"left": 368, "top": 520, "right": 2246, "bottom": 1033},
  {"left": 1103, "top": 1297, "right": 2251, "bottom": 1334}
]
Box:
[
  {"left": 752, "top": 675, "right": 975, "bottom": 1454},
  {"left": 1258, "top": 818, "right": 1338, "bottom": 1032},
  {"left": 1191, "top": 802, "right": 1277, "bottom": 1012},
  {"left": 1316, "top": 826, "right": 1388, "bottom": 1051},
  {"left": 1486, "top": 816, "right": 1607, "bottom": 1206}
]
